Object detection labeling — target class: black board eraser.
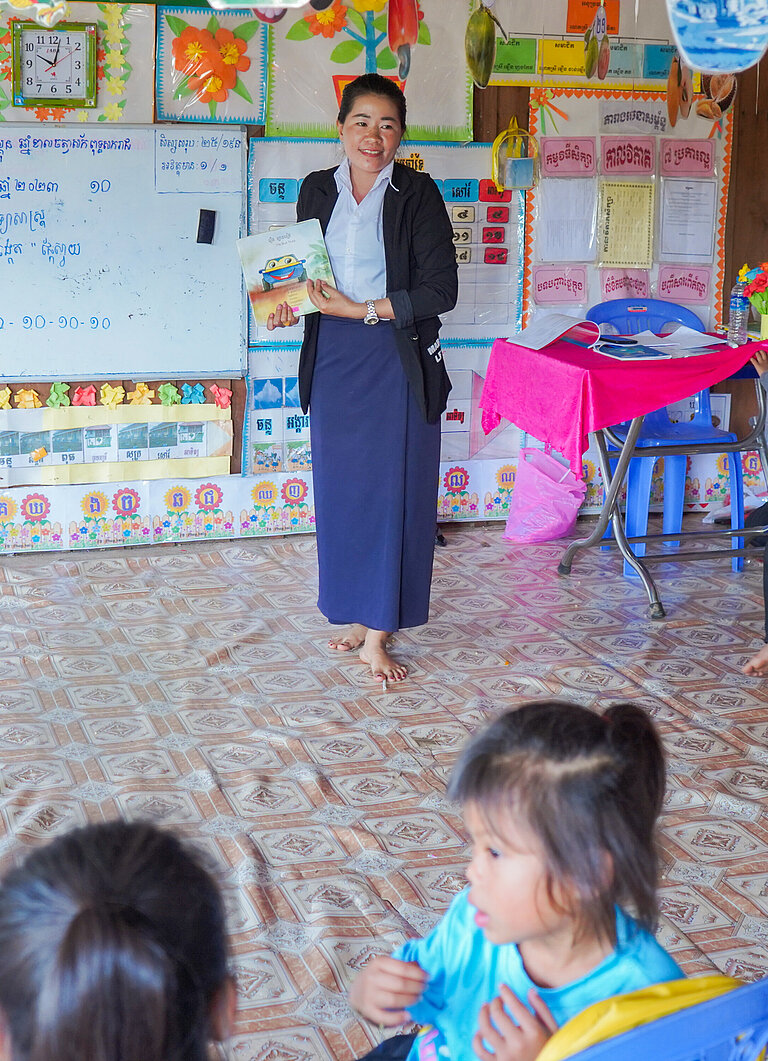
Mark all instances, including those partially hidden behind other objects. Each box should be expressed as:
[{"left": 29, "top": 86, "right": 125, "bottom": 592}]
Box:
[{"left": 197, "top": 209, "right": 216, "bottom": 244}]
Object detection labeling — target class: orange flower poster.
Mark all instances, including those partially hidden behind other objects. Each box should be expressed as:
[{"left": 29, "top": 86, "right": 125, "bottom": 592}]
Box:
[{"left": 156, "top": 6, "right": 267, "bottom": 123}]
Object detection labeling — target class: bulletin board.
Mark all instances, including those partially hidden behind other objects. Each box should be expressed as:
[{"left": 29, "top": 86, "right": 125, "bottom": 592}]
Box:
[
  {"left": 247, "top": 138, "right": 525, "bottom": 344},
  {"left": 246, "top": 137, "right": 527, "bottom": 527},
  {"left": 0, "top": 124, "right": 246, "bottom": 380},
  {"left": 524, "top": 88, "right": 733, "bottom": 329}
]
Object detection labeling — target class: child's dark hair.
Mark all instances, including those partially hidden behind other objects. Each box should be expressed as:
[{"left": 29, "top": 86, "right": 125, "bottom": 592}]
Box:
[
  {"left": 337, "top": 72, "right": 407, "bottom": 130},
  {"left": 448, "top": 700, "right": 666, "bottom": 942},
  {"left": 0, "top": 819, "right": 230, "bottom": 1061}
]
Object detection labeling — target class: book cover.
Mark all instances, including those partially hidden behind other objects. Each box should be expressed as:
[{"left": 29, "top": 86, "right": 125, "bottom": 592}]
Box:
[{"left": 237, "top": 218, "right": 335, "bottom": 327}]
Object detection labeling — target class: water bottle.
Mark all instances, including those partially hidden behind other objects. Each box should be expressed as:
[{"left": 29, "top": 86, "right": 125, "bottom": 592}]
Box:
[{"left": 727, "top": 279, "right": 750, "bottom": 347}]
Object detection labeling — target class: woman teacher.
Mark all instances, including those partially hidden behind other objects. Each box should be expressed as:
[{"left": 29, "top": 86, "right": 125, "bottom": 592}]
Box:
[{"left": 268, "top": 73, "right": 458, "bottom": 684}]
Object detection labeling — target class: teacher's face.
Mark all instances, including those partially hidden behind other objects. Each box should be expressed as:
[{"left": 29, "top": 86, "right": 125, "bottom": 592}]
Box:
[{"left": 337, "top": 93, "right": 403, "bottom": 178}]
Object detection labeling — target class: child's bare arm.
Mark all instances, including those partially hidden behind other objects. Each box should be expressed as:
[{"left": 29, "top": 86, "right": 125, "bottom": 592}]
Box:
[{"left": 349, "top": 956, "right": 427, "bottom": 1026}]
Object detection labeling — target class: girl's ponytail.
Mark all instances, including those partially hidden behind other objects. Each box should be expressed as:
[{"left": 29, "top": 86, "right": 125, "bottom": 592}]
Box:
[
  {"left": 31, "top": 904, "right": 173, "bottom": 1061},
  {"left": 603, "top": 701, "right": 666, "bottom": 830}
]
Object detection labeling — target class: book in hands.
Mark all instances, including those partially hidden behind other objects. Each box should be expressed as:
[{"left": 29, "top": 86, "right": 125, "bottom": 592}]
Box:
[{"left": 237, "top": 218, "right": 335, "bottom": 327}]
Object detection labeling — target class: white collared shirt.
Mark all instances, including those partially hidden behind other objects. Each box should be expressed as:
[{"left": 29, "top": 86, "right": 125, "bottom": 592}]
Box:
[{"left": 324, "top": 158, "right": 394, "bottom": 303}]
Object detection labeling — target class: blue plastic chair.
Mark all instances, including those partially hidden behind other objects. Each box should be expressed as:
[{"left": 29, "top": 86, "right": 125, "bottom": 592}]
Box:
[
  {"left": 585, "top": 299, "right": 744, "bottom": 576},
  {"left": 564, "top": 976, "right": 768, "bottom": 1061}
]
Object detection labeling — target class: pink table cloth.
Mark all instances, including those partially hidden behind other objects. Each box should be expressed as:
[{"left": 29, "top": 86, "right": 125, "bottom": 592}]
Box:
[{"left": 480, "top": 337, "right": 762, "bottom": 477}]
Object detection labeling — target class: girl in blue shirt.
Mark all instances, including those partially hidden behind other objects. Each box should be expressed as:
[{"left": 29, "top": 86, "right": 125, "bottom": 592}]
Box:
[{"left": 349, "top": 699, "right": 682, "bottom": 1061}]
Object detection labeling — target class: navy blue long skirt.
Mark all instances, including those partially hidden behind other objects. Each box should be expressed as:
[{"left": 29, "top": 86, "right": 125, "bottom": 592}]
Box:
[{"left": 309, "top": 316, "right": 441, "bottom": 632}]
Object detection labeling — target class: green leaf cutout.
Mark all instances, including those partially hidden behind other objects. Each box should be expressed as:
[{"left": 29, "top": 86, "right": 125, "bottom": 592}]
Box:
[
  {"left": 417, "top": 21, "right": 431, "bottom": 45},
  {"left": 286, "top": 19, "right": 313, "bottom": 41},
  {"left": 164, "top": 14, "right": 188, "bottom": 36},
  {"left": 231, "top": 77, "right": 253, "bottom": 104},
  {"left": 173, "top": 75, "right": 195, "bottom": 100},
  {"left": 330, "top": 38, "right": 364, "bottom": 64},
  {"left": 233, "top": 20, "right": 262, "bottom": 41},
  {"left": 377, "top": 46, "right": 397, "bottom": 70},
  {"left": 206, "top": 14, "right": 220, "bottom": 35},
  {"left": 346, "top": 8, "right": 365, "bottom": 32}
]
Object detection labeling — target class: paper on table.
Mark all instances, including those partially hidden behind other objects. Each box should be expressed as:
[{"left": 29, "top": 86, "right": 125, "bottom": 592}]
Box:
[
  {"left": 536, "top": 178, "right": 597, "bottom": 262},
  {"left": 628, "top": 327, "right": 727, "bottom": 349},
  {"left": 506, "top": 313, "right": 601, "bottom": 351}
]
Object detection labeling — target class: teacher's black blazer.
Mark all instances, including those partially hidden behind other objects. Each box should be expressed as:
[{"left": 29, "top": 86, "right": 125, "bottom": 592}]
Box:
[{"left": 296, "top": 161, "right": 458, "bottom": 424}]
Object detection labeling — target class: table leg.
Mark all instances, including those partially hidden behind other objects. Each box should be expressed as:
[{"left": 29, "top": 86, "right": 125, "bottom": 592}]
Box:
[{"left": 557, "top": 415, "right": 666, "bottom": 619}]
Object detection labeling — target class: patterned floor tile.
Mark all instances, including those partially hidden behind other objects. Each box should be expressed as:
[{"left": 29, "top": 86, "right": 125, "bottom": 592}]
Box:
[{"left": 0, "top": 520, "right": 767, "bottom": 1056}]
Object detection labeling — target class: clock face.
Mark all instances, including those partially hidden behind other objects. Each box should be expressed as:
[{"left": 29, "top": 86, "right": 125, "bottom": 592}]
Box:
[{"left": 12, "top": 23, "right": 97, "bottom": 108}]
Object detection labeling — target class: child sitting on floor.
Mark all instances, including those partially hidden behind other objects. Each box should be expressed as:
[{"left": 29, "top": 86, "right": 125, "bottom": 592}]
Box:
[
  {"left": 349, "top": 699, "right": 682, "bottom": 1061},
  {"left": 0, "top": 819, "right": 235, "bottom": 1061}
]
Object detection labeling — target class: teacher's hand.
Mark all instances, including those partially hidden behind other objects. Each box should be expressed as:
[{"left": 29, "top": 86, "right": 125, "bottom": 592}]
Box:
[
  {"left": 306, "top": 278, "right": 361, "bottom": 319},
  {"left": 266, "top": 301, "right": 299, "bottom": 330}
]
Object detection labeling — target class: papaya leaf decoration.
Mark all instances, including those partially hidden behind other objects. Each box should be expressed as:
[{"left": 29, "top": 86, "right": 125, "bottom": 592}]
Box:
[
  {"left": 377, "top": 46, "right": 397, "bottom": 70},
  {"left": 417, "top": 21, "right": 431, "bottom": 45},
  {"left": 233, "top": 19, "right": 262, "bottom": 41},
  {"left": 231, "top": 78, "right": 253, "bottom": 104},
  {"left": 209, "top": 99, "right": 217, "bottom": 119},
  {"left": 330, "top": 38, "right": 364, "bottom": 64},
  {"left": 286, "top": 20, "right": 313, "bottom": 41},
  {"left": 373, "top": 14, "right": 386, "bottom": 31},
  {"left": 164, "top": 13, "right": 188, "bottom": 35}
]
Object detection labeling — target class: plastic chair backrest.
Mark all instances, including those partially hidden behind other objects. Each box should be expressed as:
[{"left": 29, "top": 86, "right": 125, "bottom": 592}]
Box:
[
  {"left": 585, "top": 298, "right": 705, "bottom": 337},
  {"left": 585, "top": 299, "right": 712, "bottom": 425},
  {"left": 538, "top": 976, "right": 768, "bottom": 1061}
]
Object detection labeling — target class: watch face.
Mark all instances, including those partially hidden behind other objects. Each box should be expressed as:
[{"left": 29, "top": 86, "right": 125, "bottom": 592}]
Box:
[{"left": 12, "top": 23, "right": 97, "bottom": 108}]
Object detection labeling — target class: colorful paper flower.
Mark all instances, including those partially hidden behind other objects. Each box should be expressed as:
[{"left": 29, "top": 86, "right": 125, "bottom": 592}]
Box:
[
  {"left": 127, "top": 382, "right": 155, "bottom": 405},
  {"left": 171, "top": 25, "right": 218, "bottom": 75},
  {"left": 100, "top": 383, "right": 125, "bottom": 408},
  {"left": 73, "top": 385, "right": 97, "bottom": 406},
  {"left": 210, "top": 384, "right": 232, "bottom": 409},
  {"left": 181, "top": 382, "right": 206, "bottom": 404},
  {"left": 305, "top": 0, "right": 348, "bottom": 37},
  {"left": 15, "top": 388, "right": 42, "bottom": 409},
  {"left": 214, "top": 27, "right": 250, "bottom": 73},
  {"left": 158, "top": 383, "right": 182, "bottom": 406},
  {"left": 47, "top": 382, "right": 71, "bottom": 408}
]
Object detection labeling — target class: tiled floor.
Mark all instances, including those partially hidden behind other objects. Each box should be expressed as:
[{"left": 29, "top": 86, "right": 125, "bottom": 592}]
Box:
[{"left": 1, "top": 520, "right": 767, "bottom": 1060}]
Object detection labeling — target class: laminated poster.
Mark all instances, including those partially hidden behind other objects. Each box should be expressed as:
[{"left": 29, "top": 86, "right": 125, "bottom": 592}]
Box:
[
  {"left": 659, "top": 178, "right": 717, "bottom": 264},
  {"left": 597, "top": 180, "right": 655, "bottom": 269},
  {"left": 238, "top": 218, "right": 335, "bottom": 327}
]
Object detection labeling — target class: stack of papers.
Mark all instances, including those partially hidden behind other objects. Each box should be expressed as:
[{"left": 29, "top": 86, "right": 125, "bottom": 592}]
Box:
[{"left": 596, "top": 328, "right": 727, "bottom": 360}]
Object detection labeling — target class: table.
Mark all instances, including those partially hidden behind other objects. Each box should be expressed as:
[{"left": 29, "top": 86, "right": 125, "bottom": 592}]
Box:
[{"left": 480, "top": 336, "right": 768, "bottom": 617}]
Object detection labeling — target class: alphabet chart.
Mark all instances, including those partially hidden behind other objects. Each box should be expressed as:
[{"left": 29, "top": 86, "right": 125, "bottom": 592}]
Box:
[{"left": 247, "top": 139, "right": 524, "bottom": 344}]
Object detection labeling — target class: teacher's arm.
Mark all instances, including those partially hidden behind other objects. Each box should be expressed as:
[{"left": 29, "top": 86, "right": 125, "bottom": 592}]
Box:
[{"left": 387, "top": 177, "right": 458, "bottom": 329}]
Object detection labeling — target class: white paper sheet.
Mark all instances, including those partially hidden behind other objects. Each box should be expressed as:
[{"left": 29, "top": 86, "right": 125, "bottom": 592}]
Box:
[
  {"left": 659, "top": 178, "right": 718, "bottom": 263},
  {"left": 536, "top": 179, "right": 597, "bottom": 262},
  {"left": 506, "top": 313, "right": 600, "bottom": 350},
  {"left": 629, "top": 326, "right": 726, "bottom": 348}
]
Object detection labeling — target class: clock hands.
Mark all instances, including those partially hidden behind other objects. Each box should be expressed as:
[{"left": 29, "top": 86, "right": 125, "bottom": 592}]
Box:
[{"left": 47, "top": 47, "right": 76, "bottom": 71}]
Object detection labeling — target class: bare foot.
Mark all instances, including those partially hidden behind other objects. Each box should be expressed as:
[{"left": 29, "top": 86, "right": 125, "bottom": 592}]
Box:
[
  {"left": 743, "top": 642, "right": 768, "bottom": 677},
  {"left": 359, "top": 630, "right": 408, "bottom": 683},
  {"left": 328, "top": 623, "right": 367, "bottom": 651}
]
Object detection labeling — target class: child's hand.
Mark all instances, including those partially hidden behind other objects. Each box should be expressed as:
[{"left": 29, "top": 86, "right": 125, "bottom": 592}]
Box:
[
  {"left": 266, "top": 301, "right": 299, "bottom": 330},
  {"left": 473, "top": 985, "right": 558, "bottom": 1061},
  {"left": 743, "top": 642, "right": 768, "bottom": 676},
  {"left": 750, "top": 348, "right": 768, "bottom": 375},
  {"left": 348, "top": 956, "right": 427, "bottom": 1026}
]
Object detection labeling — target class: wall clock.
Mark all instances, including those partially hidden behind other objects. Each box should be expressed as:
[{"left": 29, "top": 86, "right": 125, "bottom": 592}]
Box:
[{"left": 12, "top": 22, "right": 97, "bottom": 108}]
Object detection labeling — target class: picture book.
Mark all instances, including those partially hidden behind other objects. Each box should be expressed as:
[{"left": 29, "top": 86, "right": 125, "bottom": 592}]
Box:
[{"left": 237, "top": 218, "right": 335, "bottom": 327}]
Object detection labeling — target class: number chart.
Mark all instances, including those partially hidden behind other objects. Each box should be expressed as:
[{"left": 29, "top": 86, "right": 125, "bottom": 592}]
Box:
[{"left": 247, "top": 139, "right": 524, "bottom": 345}]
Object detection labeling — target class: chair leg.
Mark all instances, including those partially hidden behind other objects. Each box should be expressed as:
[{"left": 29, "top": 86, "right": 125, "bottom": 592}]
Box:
[
  {"left": 623, "top": 454, "right": 657, "bottom": 577},
  {"left": 728, "top": 453, "right": 744, "bottom": 573},
  {"left": 661, "top": 454, "right": 687, "bottom": 550}
]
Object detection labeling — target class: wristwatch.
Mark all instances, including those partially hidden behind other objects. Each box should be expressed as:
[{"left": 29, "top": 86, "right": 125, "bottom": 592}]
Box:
[{"left": 363, "top": 299, "right": 379, "bottom": 325}]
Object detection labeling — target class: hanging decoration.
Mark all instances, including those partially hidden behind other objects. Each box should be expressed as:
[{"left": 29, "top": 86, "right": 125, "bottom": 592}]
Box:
[{"left": 666, "top": 0, "right": 768, "bottom": 74}]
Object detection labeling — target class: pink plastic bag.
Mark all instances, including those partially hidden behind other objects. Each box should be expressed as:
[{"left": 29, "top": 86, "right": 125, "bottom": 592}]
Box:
[{"left": 503, "top": 447, "right": 586, "bottom": 543}]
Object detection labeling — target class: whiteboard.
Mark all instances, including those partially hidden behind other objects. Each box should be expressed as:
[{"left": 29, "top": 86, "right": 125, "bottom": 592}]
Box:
[{"left": 0, "top": 125, "right": 246, "bottom": 380}]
